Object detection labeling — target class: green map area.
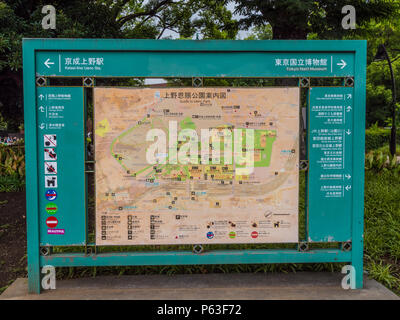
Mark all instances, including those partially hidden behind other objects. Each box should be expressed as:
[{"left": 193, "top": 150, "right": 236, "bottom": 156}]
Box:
[{"left": 109, "top": 115, "right": 276, "bottom": 182}]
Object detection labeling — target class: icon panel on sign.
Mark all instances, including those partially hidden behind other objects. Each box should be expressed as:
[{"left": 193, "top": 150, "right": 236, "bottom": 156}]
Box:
[
  {"left": 44, "top": 134, "right": 57, "bottom": 147},
  {"left": 45, "top": 176, "right": 58, "bottom": 188},
  {"left": 44, "top": 162, "right": 57, "bottom": 175},
  {"left": 44, "top": 148, "right": 57, "bottom": 160}
]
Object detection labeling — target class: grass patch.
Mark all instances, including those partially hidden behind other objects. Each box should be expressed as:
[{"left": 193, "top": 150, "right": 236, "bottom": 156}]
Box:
[
  {"left": 374, "top": 143, "right": 400, "bottom": 156},
  {"left": 364, "top": 170, "right": 400, "bottom": 293},
  {"left": 0, "top": 175, "right": 25, "bottom": 192}
]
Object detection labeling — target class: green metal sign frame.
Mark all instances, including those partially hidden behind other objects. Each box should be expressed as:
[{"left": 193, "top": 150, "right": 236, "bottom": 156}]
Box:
[{"left": 23, "top": 39, "right": 366, "bottom": 293}]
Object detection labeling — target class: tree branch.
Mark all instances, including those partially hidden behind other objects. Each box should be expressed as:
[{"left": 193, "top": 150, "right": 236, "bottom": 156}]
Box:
[{"left": 117, "top": 0, "right": 174, "bottom": 27}]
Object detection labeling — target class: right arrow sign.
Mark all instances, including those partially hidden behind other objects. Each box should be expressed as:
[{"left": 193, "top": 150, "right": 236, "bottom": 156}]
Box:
[{"left": 337, "top": 59, "right": 347, "bottom": 69}]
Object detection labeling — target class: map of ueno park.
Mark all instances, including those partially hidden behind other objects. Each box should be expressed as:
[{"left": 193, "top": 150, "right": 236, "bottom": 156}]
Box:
[{"left": 94, "top": 87, "right": 299, "bottom": 245}]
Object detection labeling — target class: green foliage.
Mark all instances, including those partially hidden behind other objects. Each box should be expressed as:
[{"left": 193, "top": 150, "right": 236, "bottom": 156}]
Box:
[
  {"left": 0, "top": 145, "right": 25, "bottom": 177},
  {"left": 365, "top": 126, "right": 389, "bottom": 151},
  {"left": 234, "top": 0, "right": 399, "bottom": 40},
  {"left": 366, "top": 60, "right": 400, "bottom": 127},
  {"left": 352, "top": 16, "right": 400, "bottom": 64},
  {"left": 0, "top": 112, "right": 7, "bottom": 130},
  {"left": 0, "top": 145, "right": 25, "bottom": 191},
  {"left": 243, "top": 24, "right": 272, "bottom": 40},
  {"left": 364, "top": 170, "right": 400, "bottom": 292},
  {"left": 364, "top": 170, "right": 400, "bottom": 259},
  {"left": 365, "top": 150, "right": 400, "bottom": 176},
  {"left": 374, "top": 143, "right": 400, "bottom": 157},
  {"left": 191, "top": 1, "right": 238, "bottom": 40},
  {"left": 0, "top": 174, "right": 25, "bottom": 192},
  {"left": 365, "top": 125, "right": 400, "bottom": 151},
  {"left": 364, "top": 125, "right": 400, "bottom": 172},
  {"left": 366, "top": 259, "right": 400, "bottom": 289},
  {"left": 351, "top": 16, "right": 400, "bottom": 128}
]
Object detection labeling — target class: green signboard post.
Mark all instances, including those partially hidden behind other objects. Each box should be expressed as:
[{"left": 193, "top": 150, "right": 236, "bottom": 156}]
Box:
[{"left": 23, "top": 39, "right": 366, "bottom": 293}]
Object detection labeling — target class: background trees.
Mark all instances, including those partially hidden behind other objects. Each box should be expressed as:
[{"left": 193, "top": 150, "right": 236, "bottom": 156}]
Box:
[{"left": 234, "top": 0, "right": 397, "bottom": 39}]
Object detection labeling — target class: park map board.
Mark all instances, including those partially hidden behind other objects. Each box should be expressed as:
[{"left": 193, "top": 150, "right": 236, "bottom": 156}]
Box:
[
  {"left": 23, "top": 40, "right": 366, "bottom": 293},
  {"left": 94, "top": 87, "right": 299, "bottom": 245}
]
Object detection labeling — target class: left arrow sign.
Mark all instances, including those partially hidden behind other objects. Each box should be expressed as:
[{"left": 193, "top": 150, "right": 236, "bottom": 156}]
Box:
[{"left": 44, "top": 58, "right": 54, "bottom": 68}]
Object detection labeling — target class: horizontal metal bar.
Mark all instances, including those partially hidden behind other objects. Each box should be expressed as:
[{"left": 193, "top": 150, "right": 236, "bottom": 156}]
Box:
[{"left": 41, "top": 249, "right": 351, "bottom": 267}]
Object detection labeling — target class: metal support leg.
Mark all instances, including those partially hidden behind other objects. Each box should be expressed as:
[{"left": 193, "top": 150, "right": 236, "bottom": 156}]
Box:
[
  {"left": 352, "top": 238, "right": 364, "bottom": 289},
  {"left": 27, "top": 243, "right": 41, "bottom": 293}
]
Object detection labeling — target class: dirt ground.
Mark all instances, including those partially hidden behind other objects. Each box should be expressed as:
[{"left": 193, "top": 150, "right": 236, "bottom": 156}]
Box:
[{"left": 0, "top": 192, "right": 27, "bottom": 292}]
